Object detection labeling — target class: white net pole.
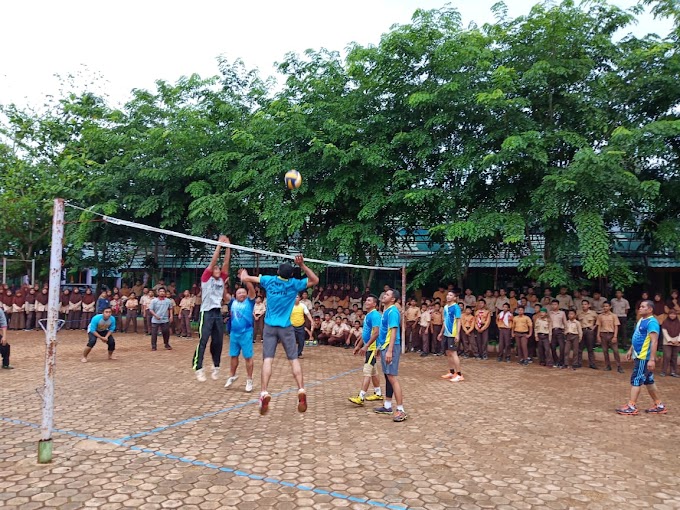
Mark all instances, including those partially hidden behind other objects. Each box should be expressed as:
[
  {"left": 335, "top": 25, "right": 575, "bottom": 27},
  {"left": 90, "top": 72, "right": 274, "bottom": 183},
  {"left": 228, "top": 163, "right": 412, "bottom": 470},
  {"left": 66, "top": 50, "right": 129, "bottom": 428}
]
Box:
[{"left": 38, "top": 198, "right": 64, "bottom": 463}]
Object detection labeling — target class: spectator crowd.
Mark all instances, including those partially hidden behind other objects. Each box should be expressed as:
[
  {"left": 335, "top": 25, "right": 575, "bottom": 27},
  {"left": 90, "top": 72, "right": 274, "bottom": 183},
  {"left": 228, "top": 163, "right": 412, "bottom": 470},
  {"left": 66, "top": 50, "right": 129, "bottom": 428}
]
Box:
[{"left": 2, "top": 280, "right": 680, "bottom": 376}]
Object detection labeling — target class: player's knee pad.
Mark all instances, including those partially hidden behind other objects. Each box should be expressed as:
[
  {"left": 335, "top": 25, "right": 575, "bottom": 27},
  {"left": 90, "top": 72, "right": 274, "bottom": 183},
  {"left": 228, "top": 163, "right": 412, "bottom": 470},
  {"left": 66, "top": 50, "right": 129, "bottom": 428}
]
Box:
[{"left": 363, "top": 362, "right": 377, "bottom": 377}]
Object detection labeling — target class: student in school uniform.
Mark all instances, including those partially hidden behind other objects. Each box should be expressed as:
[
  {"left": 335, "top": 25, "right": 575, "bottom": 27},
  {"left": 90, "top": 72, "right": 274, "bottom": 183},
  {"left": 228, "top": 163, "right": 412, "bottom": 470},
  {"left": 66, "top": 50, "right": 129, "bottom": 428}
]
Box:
[
  {"left": 10, "top": 291, "right": 26, "bottom": 331},
  {"left": 653, "top": 293, "right": 667, "bottom": 325},
  {"left": 660, "top": 309, "right": 680, "bottom": 377},
  {"left": 430, "top": 303, "right": 443, "bottom": 356},
  {"left": 508, "top": 290, "right": 519, "bottom": 313},
  {"left": 68, "top": 288, "right": 83, "bottom": 330},
  {"left": 460, "top": 306, "right": 477, "bottom": 359},
  {"left": 512, "top": 306, "right": 533, "bottom": 366},
  {"left": 610, "top": 290, "right": 630, "bottom": 347},
  {"left": 25, "top": 288, "right": 36, "bottom": 331},
  {"left": 577, "top": 300, "right": 599, "bottom": 369},
  {"left": 597, "top": 302, "right": 623, "bottom": 373},
  {"left": 564, "top": 310, "right": 583, "bottom": 370},
  {"left": 556, "top": 287, "right": 573, "bottom": 312},
  {"left": 591, "top": 291, "right": 607, "bottom": 314},
  {"left": 80, "top": 288, "right": 96, "bottom": 330},
  {"left": 140, "top": 289, "right": 153, "bottom": 335},
  {"left": 463, "top": 289, "right": 477, "bottom": 308},
  {"left": 496, "top": 303, "right": 513, "bottom": 362},
  {"left": 419, "top": 303, "right": 434, "bottom": 357},
  {"left": 124, "top": 292, "right": 140, "bottom": 333},
  {"left": 191, "top": 289, "right": 201, "bottom": 322},
  {"left": 534, "top": 308, "right": 552, "bottom": 367},
  {"left": 59, "top": 289, "right": 70, "bottom": 324},
  {"left": 35, "top": 288, "right": 49, "bottom": 329},
  {"left": 404, "top": 300, "right": 421, "bottom": 352},
  {"left": 178, "top": 290, "right": 194, "bottom": 338},
  {"left": 549, "top": 300, "right": 568, "bottom": 368},
  {"left": 474, "top": 299, "right": 491, "bottom": 360}
]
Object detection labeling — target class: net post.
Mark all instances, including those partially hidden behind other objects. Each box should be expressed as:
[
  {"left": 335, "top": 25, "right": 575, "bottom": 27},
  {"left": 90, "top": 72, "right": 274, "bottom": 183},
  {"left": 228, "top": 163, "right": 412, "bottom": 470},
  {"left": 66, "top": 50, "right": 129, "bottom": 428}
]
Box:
[
  {"left": 401, "top": 265, "right": 406, "bottom": 355},
  {"left": 2, "top": 257, "right": 5, "bottom": 285},
  {"left": 31, "top": 258, "right": 36, "bottom": 286},
  {"left": 38, "top": 198, "right": 64, "bottom": 464}
]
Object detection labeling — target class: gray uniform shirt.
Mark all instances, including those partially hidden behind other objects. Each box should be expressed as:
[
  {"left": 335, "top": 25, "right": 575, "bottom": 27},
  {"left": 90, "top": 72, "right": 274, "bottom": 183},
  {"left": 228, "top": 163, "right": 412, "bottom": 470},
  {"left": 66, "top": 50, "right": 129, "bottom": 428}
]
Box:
[{"left": 149, "top": 298, "right": 173, "bottom": 324}]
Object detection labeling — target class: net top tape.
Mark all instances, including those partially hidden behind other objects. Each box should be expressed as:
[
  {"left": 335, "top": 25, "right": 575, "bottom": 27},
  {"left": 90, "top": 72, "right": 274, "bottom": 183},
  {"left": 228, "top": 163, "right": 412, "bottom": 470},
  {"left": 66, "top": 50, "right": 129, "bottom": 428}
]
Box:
[{"left": 65, "top": 202, "right": 402, "bottom": 271}]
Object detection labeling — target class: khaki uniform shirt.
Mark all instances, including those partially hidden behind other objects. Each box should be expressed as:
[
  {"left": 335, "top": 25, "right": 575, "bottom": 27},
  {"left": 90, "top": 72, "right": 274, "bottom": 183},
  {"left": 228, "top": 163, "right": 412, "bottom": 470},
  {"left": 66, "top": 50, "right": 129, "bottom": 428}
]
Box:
[
  {"left": 577, "top": 310, "right": 598, "bottom": 329},
  {"left": 556, "top": 294, "right": 574, "bottom": 310},
  {"left": 591, "top": 297, "right": 607, "bottom": 313},
  {"left": 495, "top": 297, "right": 510, "bottom": 313},
  {"left": 405, "top": 306, "right": 420, "bottom": 322},
  {"left": 596, "top": 313, "right": 619, "bottom": 333},
  {"left": 549, "top": 310, "right": 567, "bottom": 330},
  {"left": 534, "top": 316, "right": 551, "bottom": 335},
  {"left": 513, "top": 315, "right": 533, "bottom": 334},
  {"left": 431, "top": 310, "right": 443, "bottom": 326},
  {"left": 565, "top": 319, "right": 582, "bottom": 337},
  {"left": 610, "top": 298, "right": 630, "bottom": 317}
]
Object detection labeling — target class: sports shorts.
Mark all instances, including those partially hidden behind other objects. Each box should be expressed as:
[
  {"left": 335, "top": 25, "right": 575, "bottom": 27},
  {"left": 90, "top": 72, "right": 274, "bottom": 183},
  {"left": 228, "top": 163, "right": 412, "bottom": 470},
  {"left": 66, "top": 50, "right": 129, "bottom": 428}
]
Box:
[
  {"left": 380, "top": 345, "right": 401, "bottom": 376},
  {"left": 229, "top": 330, "right": 254, "bottom": 358},
  {"left": 443, "top": 335, "right": 458, "bottom": 352},
  {"left": 263, "top": 324, "right": 297, "bottom": 360},
  {"left": 631, "top": 358, "right": 655, "bottom": 387}
]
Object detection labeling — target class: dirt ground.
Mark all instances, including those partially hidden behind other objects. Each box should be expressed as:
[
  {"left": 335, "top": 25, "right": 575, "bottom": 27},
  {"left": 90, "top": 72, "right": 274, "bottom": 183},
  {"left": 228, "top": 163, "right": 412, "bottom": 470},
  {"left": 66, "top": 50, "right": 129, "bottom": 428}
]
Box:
[{"left": 1, "top": 328, "right": 680, "bottom": 510}]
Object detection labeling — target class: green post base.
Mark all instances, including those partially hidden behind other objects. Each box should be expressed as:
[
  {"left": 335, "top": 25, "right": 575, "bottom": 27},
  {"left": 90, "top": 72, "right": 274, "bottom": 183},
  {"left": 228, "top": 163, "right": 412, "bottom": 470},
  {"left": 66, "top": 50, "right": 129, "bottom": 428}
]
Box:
[{"left": 38, "top": 439, "right": 53, "bottom": 464}]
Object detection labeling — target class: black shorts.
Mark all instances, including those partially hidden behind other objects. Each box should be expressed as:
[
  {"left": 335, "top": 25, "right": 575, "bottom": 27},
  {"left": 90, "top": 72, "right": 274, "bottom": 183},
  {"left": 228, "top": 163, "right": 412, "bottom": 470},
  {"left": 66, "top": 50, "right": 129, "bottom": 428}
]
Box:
[{"left": 443, "top": 335, "right": 458, "bottom": 351}]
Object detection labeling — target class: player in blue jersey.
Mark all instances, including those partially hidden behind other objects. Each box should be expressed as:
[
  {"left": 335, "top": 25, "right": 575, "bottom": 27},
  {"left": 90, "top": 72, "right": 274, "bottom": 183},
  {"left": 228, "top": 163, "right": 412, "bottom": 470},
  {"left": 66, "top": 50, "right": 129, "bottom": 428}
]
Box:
[
  {"left": 373, "top": 289, "right": 407, "bottom": 422},
  {"left": 239, "top": 255, "right": 319, "bottom": 415},
  {"left": 438, "top": 291, "right": 464, "bottom": 382},
  {"left": 348, "top": 294, "right": 383, "bottom": 406},
  {"left": 616, "top": 300, "right": 667, "bottom": 415},
  {"left": 224, "top": 278, "right": 257, "bottom": 393}
]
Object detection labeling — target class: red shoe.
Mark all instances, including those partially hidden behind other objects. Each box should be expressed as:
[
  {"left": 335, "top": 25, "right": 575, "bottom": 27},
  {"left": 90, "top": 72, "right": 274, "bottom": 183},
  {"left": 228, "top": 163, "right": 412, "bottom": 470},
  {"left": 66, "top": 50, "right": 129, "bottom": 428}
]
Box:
[
  {"left": 259, "top": 393, "right": 271, "bottom": 415},
  {"left": 298, "top": 390, "right": 307, "bottom": 413}
]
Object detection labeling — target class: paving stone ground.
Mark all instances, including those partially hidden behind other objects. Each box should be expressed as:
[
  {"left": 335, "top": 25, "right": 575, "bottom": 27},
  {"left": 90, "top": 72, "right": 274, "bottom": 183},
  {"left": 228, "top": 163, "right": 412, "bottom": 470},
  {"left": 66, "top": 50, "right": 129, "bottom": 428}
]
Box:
[{"left": 2, "top": 328, "right": 680, "bottom": 509}]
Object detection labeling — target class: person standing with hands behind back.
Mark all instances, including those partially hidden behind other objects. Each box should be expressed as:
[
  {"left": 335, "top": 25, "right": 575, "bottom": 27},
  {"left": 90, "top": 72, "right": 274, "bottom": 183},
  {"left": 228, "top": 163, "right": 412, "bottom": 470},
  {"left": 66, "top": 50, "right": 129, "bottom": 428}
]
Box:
[{"left": 193, "top": 236, "right": 231, "bottom": 382}]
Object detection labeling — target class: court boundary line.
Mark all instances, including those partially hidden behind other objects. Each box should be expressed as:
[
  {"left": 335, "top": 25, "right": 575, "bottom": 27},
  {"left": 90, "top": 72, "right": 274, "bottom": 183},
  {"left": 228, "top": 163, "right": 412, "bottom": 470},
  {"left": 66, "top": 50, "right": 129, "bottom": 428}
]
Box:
[{"left": 1, "top": 415, "right": 409, "bottom": 510}]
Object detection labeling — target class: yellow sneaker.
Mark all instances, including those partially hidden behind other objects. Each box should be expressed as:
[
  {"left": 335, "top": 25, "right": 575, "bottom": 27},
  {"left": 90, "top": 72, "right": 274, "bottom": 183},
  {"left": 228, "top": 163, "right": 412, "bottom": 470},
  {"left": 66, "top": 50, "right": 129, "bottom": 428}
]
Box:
[
  {"left": 348, "top": 395, "right": 365, "bottom": 406},
  {"left": 365, "top": 393, "right": 384, "bottom": 401}
]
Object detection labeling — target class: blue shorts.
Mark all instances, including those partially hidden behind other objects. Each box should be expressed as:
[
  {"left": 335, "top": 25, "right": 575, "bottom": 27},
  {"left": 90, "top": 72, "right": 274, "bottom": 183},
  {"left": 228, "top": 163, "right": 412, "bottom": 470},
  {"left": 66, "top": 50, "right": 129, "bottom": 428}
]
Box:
[
  {"left": 380, "top": 344, "right": 401, "bottom": 376},
  {"left": 229, "top": 330, "right": 254, "bottom": 359},
  {"left": 631, "top": 358, "right": 655, "bottom": 387}
]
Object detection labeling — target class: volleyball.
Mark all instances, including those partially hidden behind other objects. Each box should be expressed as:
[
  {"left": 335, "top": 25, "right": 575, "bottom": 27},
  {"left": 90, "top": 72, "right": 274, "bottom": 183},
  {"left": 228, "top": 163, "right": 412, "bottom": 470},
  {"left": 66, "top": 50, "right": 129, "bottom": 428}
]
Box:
[{"left": 285, "top": 169, "right": 302, "bottom": 189}]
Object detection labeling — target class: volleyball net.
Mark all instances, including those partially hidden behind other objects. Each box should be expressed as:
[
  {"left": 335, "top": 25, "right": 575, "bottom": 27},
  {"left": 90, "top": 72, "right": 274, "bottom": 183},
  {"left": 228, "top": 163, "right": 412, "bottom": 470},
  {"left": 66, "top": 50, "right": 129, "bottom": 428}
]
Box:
[{"left": 65, "top": 201, "right": 403, "bottom": 276}]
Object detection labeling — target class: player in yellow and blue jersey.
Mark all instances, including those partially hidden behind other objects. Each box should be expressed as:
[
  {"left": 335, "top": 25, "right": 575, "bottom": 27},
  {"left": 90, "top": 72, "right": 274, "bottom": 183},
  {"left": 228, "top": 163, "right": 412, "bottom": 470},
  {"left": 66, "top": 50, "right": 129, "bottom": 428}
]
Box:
[
  {"left": 438, "top": 291, "right": 464, "bottom": 382},
  {"left": 616, "top": 300, "right": 667, "bottom": 415},
  {"left": 373, "top": 289, "right": 407, "bottom": 422}
]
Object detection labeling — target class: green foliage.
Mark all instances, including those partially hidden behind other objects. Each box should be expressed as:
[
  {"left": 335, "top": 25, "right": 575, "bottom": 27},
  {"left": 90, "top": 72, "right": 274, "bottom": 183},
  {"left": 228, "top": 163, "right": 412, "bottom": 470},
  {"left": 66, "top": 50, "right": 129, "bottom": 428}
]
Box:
[{"left": 0, "top": 0, "right": 678, "bottom": 291}]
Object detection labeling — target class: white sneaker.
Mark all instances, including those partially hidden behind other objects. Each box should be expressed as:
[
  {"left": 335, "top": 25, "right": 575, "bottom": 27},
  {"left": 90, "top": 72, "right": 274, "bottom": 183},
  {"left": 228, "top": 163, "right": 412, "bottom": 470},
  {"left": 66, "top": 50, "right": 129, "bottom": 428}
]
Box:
[
  {"left": 224, "top": 375, "right": 238, "bottom": 388},
  {"left": 196, "top": 368, "right": 206, "bottom": 382},
  {"left": 245, "top": 379, "right": 253, "bottom": 392},
  {"left": 211, "top": 366, "right": 220, "bottom": 380},
  {"left": 451, "top": 375, "right": 462, "bottom": 382}
]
